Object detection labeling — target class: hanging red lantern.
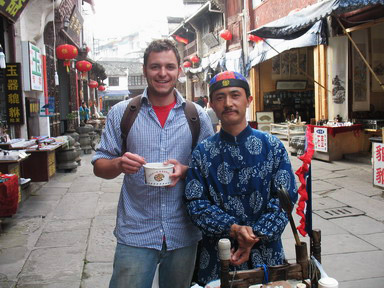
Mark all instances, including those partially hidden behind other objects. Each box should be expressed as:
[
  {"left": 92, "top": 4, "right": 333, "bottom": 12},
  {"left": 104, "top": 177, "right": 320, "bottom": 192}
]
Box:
[
  {"left": 88, "top": 80, "right": 98, "bottom": 88},
  {"left": 249, "top": 34, "right": 264, "bottom": 43},
  {"left": 183, "top": 61, "right": 192, "bottom": 68},
  {"left": 173, "top": 35, "right": 189, "bottom": 45},
  {"left": 98, "top": 85, "right": 106, "bottom": 91},
  {"left": 190, "top": 55, "right": 199, "bottom": 63},
  {"left": 220, "top": 29, "right": 232, "bottom": 41},
  {"left": 76, "top": 60, "right": 92, "bottom": 78},
  {"left": 56, "top": 44, "right": 78, "bottom": 72}
]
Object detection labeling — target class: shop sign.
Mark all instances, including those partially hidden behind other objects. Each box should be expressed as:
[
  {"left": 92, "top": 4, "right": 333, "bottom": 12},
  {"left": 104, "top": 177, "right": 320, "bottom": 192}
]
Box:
[
  {"left": 21, "top": 42, "right": 43, "bottom": 91},
  {"left": 5, "top": 63, "right": 24, "bottom": 124},
  {"left": 61, "top": 8, "right": 83, "bottom": 47},
  {"left": 313, "top": 127, "right": 327, "bottom": 152},
  {"left": 373, "top": 143, "right": 384, "bottom": 188},
  {"left": 0, "top": 0, "right": 29, "bottom": 23},
  {"left": 27, "top": 98, "right": 39, "bottom": 117}
]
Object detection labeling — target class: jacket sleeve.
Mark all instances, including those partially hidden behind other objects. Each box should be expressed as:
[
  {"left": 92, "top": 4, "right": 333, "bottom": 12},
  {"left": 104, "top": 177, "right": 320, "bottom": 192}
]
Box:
[
  {"left": 252, "top": 137, "right": 297, "bottom": 241},
  {"left": 184, "top": 147, "right": 237, "bottom": 238}
]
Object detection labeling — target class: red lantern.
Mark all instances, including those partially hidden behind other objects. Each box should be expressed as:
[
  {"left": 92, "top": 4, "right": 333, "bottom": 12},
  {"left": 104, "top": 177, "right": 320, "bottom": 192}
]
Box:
[
  {"left": 76, "top": 60, "right": 92, "bottom": 78},
  {"left": 183, "top": 61, "right": 192, "bottom": 68},
  {"left": 220, "top": 29, "right": 232, "bottom": 41},
  {"left": 56, "top": 44, "right": 78, "bottom": 72},
  {"left": 174, "top": 35, "right": 189, "bottom": 45},
  {"left": 190, "top": 55, "right": 199, "bottom": 63},
  {"left": 88, "top": 80, "right": 98, "bottom": 88},
  {"left": 249, "top": 34, "right": 264, "bottom": 43},
  {"left": 98, "top": 85, "right": 106, "bottom": 91}
]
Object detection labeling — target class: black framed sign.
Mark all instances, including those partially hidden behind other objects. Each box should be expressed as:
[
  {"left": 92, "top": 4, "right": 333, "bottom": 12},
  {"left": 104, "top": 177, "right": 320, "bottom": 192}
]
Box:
[
  {"left": 5, "top": 63, "right": 24, "bottom": 124},
  {"left": 276, "top": 80, "right": 307, "bottom": 90}
]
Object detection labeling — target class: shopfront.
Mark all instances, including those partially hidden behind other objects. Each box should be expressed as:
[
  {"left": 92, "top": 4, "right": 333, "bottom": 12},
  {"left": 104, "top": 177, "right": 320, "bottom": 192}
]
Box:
[{"left": 248, "top": 0, "right": 384, "bottom": 161}]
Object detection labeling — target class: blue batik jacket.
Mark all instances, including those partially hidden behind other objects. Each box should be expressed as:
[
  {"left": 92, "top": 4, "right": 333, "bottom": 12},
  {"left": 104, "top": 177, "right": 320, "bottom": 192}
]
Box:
[{"left": 185, "top": 125, "right": 298, "bottom": 285}]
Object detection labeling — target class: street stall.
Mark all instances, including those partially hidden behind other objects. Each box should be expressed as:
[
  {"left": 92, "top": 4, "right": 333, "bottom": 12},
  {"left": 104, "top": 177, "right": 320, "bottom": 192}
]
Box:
[
  {"left": 21, "top": 139, "right": 65, "bottom": 182},
  {"left": 308, "top": 123, "right": 367, "bottom": 162}
]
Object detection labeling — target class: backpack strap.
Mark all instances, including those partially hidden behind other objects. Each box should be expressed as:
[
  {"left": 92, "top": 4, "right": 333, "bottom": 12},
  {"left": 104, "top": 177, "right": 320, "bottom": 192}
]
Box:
[
  {"left": 184, "top": 100, "right": 200, "bottom": 150},
  {"left": 120, "top": 96, "right": 200, "bottom": 155},
  {"left": 120, "top": 95, "right": 142, "bottom": 155}
]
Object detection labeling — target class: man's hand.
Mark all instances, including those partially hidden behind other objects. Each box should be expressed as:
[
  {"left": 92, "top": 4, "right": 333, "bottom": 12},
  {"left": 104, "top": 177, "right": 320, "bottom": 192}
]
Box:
[
  {"left": 164, "top": 159, "right": 188, "bottom": 187},
  {"left": 120, "top": 152, "right": 146, "bottom": 174},
  {"left": 229, "top": 224, "right": 259, "bottom": 266}
]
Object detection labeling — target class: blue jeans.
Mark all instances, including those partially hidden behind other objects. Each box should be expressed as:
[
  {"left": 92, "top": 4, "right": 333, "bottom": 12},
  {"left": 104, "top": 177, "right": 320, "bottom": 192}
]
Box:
[{"left": 109, "top": 241, "right": 198, "bottom": 288}]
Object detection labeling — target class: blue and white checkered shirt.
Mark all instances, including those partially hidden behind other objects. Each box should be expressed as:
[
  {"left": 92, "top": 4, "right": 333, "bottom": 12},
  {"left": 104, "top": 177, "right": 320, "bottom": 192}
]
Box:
[{"left": 92, "top": 88, "right": 214, "bottom": 251}]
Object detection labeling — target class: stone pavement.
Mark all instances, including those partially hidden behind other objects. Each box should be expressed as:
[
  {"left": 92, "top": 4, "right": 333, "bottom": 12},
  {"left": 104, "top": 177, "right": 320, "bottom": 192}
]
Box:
[{"left": 0, "top": 146, "right": 384, "bottom": 288}]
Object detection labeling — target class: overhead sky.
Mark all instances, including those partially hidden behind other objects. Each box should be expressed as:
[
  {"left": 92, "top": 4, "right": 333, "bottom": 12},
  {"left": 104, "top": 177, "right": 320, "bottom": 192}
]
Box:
[{"left": 85, "top": 0, "right": 189, "bottom": 39}]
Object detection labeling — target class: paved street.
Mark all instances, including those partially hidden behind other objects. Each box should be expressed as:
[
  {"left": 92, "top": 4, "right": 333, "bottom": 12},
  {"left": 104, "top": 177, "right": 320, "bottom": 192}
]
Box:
[{"left": 1, "top": 144, "right": 384, "bottom": 288}]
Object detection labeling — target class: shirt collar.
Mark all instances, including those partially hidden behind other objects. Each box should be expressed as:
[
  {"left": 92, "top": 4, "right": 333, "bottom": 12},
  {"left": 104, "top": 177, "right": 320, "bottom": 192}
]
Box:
[
  {"left": 142, "top": 88, "right": 185, "bottom": 108},
  {"left": 219, "top": 125, "right": 252, "bottom": 144}
]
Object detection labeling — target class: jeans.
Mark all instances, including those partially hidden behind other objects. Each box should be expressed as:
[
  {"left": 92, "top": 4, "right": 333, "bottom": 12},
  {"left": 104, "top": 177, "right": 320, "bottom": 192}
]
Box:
[{"left": 109, "top": 241, "right": 198, "bottom": 288}]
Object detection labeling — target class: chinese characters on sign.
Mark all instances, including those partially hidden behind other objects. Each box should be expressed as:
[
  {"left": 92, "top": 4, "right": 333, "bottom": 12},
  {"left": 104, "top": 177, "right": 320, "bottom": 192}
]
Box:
[
  {"left": 5, "top": 63, "right": 24, "bottom": 124},
  {"left": 29, "top": 42, "right": 43, "bottom": 91},
  {"left": 0, "top": 0, "right": 29, "bottom": 23},
  {"left": 373, "top": 143, "right": 384, "bottom": 188},
  {"left": 314, "top": 127, "right": 328, "bottom": 152}
]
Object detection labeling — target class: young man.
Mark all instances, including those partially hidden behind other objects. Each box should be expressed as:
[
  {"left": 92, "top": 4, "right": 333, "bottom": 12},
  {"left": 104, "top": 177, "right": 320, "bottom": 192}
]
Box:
[
  {"left": 184, "top": 71, "right": 298, "bottom": 285},
  {"left": 92, "top": 39, "right": 214, "bottom": 288}
]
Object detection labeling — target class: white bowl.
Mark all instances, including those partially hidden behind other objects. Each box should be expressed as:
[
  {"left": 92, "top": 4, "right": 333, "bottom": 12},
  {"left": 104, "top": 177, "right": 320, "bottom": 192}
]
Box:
[{"left": 143, "top": 163, "right": 174, "bottom": 186}]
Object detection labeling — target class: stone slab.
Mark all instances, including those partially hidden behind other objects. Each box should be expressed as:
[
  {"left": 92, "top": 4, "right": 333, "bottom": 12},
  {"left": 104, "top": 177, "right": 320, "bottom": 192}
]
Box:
[
  {"left": 329, "top": 188, "right": 384, "bottom": 221},
  {"left": 361, "top": 232, "right": 384, "bottom": 250},
  {"left": 330, "top": 215, "right": 384, "bottom": 235},
  {"left": 325, "top": 177, "right": 382, "bottom": 197},
  {"left": 42, "top": 181, "right": 72, "bottom": 188},
  {"left": 16, "top": 200, "right": 58, "bottom": 218},
  {"left": 340, "top": 277, "right": 384, "bottom": 288},
  {"left": 18, "top": 246, "right": 85, "bottom": 284},
  {"left": 86, "top": 216, "right": 116, "bottom": 263},
  {"left": 0, "top": 246, "right": 30, "bottom": 281},
  {"left": 320, "top": 251, "right": 384, "bottom": 282},
  {"left": 81, "top": 262, "right": 113, "bottom": 288},
  {"left": 312, "top": 180, "right": 341, "bottom": 194},
  {"left": 35, "top": 229, "right": 89, "bottom": 248},
  {"left": 96, "top": 193, "right": 119, "bottom": 216},
  {"left": 52, "top": 192, "right": 99, "bottom": 220},
  {"left": 15, "top": 282, "right": 80, "bottom": 288},
  {"left": 312, "top": 196, "right": 345, "bottom": 211},
  {"left": 43, "top": 219, "right": 91, "bottom": 233},
  {"left": 0, "top": 281, "right": 16, "bottom": 288}
]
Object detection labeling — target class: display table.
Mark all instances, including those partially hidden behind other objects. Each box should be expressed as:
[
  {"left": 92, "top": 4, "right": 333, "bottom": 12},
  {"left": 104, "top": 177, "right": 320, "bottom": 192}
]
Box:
[
  {"left": 0, "top": 157, "right": 29, "bottom": 178},
  {"left": 21, "top": 143, "right": 63, "bottom": 182},
  {"left": 270, "top": 123, "right": 307, "bottom": 143},
  {"left": 307, "top": 124, "right": 368, "bottom": 161}
]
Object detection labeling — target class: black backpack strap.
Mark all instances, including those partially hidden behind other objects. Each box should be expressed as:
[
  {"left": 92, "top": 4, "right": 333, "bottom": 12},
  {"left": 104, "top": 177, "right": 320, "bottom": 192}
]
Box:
[
  {"left": 120, "top": 95, "right": 142, "bottom": 155},
  {"left": 184, "top": 100, "right": 200, "bottom": 150}
]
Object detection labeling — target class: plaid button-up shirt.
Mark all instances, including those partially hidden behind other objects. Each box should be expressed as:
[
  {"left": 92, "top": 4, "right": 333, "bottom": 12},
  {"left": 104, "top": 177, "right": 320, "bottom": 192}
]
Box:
[{"left": 92, "top": 88, "right": 214, "bottom": 250}]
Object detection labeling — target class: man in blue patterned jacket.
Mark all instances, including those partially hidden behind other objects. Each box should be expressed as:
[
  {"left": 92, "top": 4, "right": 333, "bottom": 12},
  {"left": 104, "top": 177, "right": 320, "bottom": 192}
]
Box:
[{"left": 184, "top": 71, "right": 298, "bottom": 285}]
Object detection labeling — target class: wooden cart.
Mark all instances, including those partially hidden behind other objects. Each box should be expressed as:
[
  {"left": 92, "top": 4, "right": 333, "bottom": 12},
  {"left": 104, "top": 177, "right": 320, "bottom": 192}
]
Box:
[{"left": 219, "top": 230, "right": 321, "bottom": 288}]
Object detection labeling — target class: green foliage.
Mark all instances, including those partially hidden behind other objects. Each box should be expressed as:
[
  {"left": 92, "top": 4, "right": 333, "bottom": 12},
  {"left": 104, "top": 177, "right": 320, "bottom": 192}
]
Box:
[{"left": 66, "top": 111, "right": 77, "bottom": 120}]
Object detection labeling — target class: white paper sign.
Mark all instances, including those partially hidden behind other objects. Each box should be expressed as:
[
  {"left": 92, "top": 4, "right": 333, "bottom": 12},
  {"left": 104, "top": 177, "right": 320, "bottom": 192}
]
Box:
[
  {"left": 314, "top": 127, "right": 328, "bottom": 152},
  {"left": 373, "top": 143, "right": 384, "bottom": 188},
  {"left": 29, "top": 42, "right": 43, "bottom": 91}
]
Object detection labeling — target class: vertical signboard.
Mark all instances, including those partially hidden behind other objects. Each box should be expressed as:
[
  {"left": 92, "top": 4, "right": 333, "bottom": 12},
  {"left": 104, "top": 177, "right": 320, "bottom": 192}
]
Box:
[
  {"left": 29, "top": 42, "right": 43, "bottom": 91},
  {"left": 5, "top": 63, "right": 24, "bottom": 124},
  {"left": 21, "top": 42, "right": 44, "bottom": 91},
  {"left": 313, "top": 127, "right": 328, "bottom": 152},
  {"left": 373, "top": 143, "right": 384, "bottom": 188}
]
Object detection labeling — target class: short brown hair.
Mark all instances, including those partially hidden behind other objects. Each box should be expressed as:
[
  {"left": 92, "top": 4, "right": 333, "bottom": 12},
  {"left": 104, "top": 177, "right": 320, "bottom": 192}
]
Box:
[{"left": 143, "top": 39, "right": 180, "bottom": 67}]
